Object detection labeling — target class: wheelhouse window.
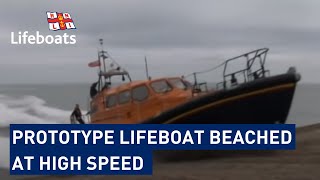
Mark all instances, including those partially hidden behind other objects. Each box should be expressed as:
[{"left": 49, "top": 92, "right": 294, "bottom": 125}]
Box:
[
  {"left": 151, "top": 80, "right": 172, "bottom": 93},
  {"left": 105, "top": 94, "right": 117, "bottom": 108},
  {"left": 132, "top": 85, "right": 149, "bottom": 101},
  {"left": 118, "top": 90, "right": 131, "bottom": 104},
  {"left": 169, "top": 78, "right": 187, "bottom": 90}
]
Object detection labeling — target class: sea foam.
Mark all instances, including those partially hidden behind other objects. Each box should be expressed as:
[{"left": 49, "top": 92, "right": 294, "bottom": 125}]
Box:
[{"left": 0, "top": 94, "right": 73, "bottom": 127}]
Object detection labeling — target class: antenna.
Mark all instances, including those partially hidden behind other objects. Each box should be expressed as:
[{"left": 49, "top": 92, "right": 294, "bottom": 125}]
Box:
[{"left": 144, "top": 56, "right": 150, "bottom": 80}]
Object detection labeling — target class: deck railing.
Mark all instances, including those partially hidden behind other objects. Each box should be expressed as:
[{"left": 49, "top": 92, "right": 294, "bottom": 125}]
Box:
[{"left": 185, "top": 48, "right": 270, "bottom": 93}]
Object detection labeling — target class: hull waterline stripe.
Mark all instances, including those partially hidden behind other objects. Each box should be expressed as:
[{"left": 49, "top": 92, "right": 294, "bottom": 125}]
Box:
[{"left": 164, "top": 83, "right": 296, "bottom": 124}]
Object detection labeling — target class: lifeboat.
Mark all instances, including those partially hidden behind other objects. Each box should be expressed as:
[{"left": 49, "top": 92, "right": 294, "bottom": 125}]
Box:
[{"left": 86, "top": 40, "right": 301, "bottom": 125}]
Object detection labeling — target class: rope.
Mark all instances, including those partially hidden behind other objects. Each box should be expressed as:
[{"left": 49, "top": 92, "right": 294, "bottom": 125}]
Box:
[
  {"left": 184, "top": 60, "right": 226, "bottom": 78},
  {"left": 104, "top": 51, "right": 130, "bottom": 74}
]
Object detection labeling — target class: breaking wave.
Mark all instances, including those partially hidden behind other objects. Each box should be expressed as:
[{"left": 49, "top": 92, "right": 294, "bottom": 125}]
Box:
[{"left": 0, "top": 94, "right": 73, "bottom": 127}]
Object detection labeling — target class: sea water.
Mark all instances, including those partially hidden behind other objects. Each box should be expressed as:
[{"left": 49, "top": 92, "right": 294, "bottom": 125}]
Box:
[{"left": 0, "top": 83, "right": 320, "bottom": 168}]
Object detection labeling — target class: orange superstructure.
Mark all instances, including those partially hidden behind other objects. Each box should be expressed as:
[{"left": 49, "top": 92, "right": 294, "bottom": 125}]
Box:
[{"left": 90, "top": 77, "right": 200, "bottom": 124}]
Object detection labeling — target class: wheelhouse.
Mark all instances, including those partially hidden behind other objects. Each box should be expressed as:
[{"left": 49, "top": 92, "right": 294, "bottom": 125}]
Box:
[{"left": 89, "top": 77, "right": 193, "bottom": 124}]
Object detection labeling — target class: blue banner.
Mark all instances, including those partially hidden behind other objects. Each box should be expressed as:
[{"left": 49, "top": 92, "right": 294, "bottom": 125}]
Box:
[{"left": 10, "top": 124, "right": 295, "bottom": 175}]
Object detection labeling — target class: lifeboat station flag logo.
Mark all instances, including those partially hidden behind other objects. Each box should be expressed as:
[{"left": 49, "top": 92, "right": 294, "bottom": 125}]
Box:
[{"left": 47, "top": 12, "right": 76, "bottom": 31}]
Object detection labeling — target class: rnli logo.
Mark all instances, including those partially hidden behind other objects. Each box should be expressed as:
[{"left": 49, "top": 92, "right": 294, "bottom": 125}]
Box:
[
  {"left": 47, "top": 12, "right": 76, "bottom": 31},
  {"left": 10, "top": 12, "right": 77, "bottom": 45}
]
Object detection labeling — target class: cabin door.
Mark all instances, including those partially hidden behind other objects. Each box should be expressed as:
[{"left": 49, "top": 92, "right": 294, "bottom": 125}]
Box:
[
  {"left": 117, "top": 90, "right": 139, "bottom": 123},
  {"left": 131, "top": 85, "right": 162, "bottom": 123}
]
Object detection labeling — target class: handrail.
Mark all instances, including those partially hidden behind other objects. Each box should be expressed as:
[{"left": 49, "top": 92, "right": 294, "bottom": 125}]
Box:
[
  {"left": 184, "top": 48, "right": 270, "bottom": 92},
  {"left": 221, "top": 48, "right": 269, "bottom": 89}
]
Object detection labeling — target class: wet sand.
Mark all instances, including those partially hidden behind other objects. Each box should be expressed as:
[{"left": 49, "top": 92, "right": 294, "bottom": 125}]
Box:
[{"left": 1, "top": 123, "right": 320, "bottom": 180}]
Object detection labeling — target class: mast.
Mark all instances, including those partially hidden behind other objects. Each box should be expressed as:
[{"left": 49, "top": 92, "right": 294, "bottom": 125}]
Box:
[
  {"left": 97, "top": 49, "right": 102, "bottom": 91},
  {"left": 98, "top": 38, "right": 110, "bottom": 86},
  {"left": 99, "top": 39, "right": 107, "bottom": 74},
  {"left": 96, "top": 38, "right": 132, "bottom": 85}
]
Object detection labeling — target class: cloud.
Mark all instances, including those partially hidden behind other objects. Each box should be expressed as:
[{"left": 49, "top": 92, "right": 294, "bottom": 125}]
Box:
[{"left": 0, "top": 0, "right": 319, "bottom": 83}]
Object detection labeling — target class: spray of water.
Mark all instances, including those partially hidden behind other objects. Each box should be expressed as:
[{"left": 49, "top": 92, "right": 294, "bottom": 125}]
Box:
[{"left": 0, "top": 94, "right": 75, "bottom": 127}]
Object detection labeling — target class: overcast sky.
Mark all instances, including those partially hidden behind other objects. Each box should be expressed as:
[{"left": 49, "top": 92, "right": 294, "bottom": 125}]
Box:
[{"left": 0, "top": 0, "right": 319, "bottom": 84}]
